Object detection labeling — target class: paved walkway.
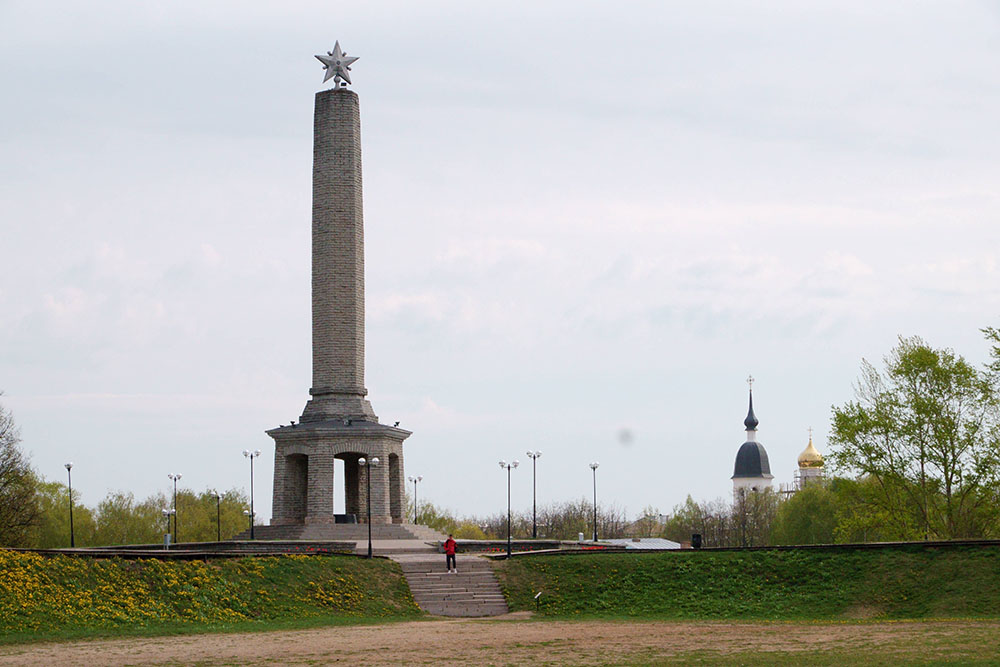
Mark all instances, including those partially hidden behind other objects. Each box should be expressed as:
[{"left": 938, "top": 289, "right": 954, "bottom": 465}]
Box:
[{"left": 353, "top": 539, "right": 439, "bottom": 555}]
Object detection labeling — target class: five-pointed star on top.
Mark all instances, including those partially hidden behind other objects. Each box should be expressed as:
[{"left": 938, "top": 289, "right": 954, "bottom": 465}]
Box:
[{"left": 315, "top": 41, "right": 359, "bottom": 85}]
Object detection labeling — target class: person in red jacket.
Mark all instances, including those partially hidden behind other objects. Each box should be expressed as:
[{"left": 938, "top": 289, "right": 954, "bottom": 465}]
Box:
[{"left": 444, "top": 534, "right": 457, "bottom": 573}]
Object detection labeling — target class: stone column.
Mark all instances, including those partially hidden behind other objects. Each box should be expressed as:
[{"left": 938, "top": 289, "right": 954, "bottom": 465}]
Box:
[
  {"left": 301, "top": 87, "right": 376, "bottom": 423},
  {"left": 371, "top": 461, "right": 391, "bottom": 525},
  {"left": 271, "top": 449, "right": 287, "bottom": 523},
  {"left": 305, "top": 448, "right": 335, "bottom": 522}
]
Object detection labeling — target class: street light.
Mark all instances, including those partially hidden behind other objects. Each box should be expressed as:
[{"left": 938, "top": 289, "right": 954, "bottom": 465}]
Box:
[
  {"left": 167, "top": 473, "right": 182, "bottom": 543},
  {"left": 499, "top": 460, "right": 519, "bottom": 557},
  {"left": 589, "top": 462, "right": 600, "bottom": 542},
  {"left": 161, "top": 508, "right": 175, "bottom": 549},
  {"left": 526, "top": 451, "right": 542, "bottom": 538},
  {"left": 359, "top": 457, "right": 380, "bottom": 558},
  {"left": 242, "top": 449, "right": 261, "bottom": 540},
  {"left": 407, "top": 475, "right": 423, "bottom": 524},
  {"left": 212, "top": 491, "right": 221, "bottom": 542},
  {"left": 243, "top": 509, "right": 254, "bottom": 534},
  {"left": 64, "top": 463, "right": 75, "bottom": 548}
]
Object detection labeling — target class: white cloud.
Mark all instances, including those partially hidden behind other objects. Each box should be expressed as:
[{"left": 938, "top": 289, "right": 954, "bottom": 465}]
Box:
[{"left": 2, "top": 1, "right": 999, "bottom": 518}]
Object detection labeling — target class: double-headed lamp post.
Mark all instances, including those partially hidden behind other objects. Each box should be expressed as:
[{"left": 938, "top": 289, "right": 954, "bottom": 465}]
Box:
[
  {"left": 167, "top": 473, "right": 182, "bottom": 543},
  {"left": 407, "top": 475, "right": 423, "bottom": 524},
  {"left": 526, "top": 451, "right": 542, "bottom": 538},
  {"left": 64, "top": 463, "right": 75, "bottom": 548},
  {"left": 499, "top": 460, "right": 519, "bottom": 557},
  {"left": 242, "top": 449, "right": 261, "bottom": 540},
  {"left": 358, "top": 456, "right": 380, "bottom": 558},
  {"left": 589, "top": 462, "right": 600, "bottom": 542}
]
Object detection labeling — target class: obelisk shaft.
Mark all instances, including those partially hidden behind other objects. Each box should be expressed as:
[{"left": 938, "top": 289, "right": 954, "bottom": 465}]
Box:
[{"left": 301, "top": 87, "right": 376, "bottom": 422}]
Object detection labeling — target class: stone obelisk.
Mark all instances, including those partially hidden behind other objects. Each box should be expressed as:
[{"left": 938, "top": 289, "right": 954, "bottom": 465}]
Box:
[
  {"left": 266, "top": 44, "right": 410, "bottom": 529},
  {"left": 300, "top": 85, "right": 377, "bottom": 423}
]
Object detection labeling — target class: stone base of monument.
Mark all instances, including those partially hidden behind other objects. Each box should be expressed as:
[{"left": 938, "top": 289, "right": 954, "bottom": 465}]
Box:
[
  {"left": 231, "top": 522, "right": 446, "bottom": 543},
  {"left": 267, "top": 419, "right": 412, "bottom": 526}
]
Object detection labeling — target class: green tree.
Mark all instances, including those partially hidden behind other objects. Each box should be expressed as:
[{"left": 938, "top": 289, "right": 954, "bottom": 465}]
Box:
[
  {"left": 662, "top": 496, "right": 734, "bottom": 547},
  {"left": 831, "top": 476, "right": 907, "bottom": 543},
  {"left": 452, "top": 522, "right": 487, "bottom": 539},
  {"left": 771, "top": 482, "right": 837, "bottom": 545},
  {"left": 662, "top": 495, "right": 706, "bottom": 543},
  {"left": 0, "top": 395, "right": 38, "bottom": 546},
  {"left": 174, "top": 488, "right": 251, "bottom": 542},
  {"left": 412, "top": 501, "right": 459, "bottom": 535},
  {"left": 93, "top": 491, "right": 166, "bottom": 546},
  {"left": 32, "top": 479, "right": 97, "bottom": 548},
  {"left": 630, "top": 505, "right": 665, "bottom": 538},
  {"left": 732, "top": 488, "right": 780, "bottom": 547},
  {"left": 830, "top": 335, "right": 1000, "bottom": 540}
]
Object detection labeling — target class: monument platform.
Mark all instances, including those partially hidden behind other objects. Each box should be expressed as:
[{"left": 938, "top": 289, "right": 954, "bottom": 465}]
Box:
[{"left": 233, "top": 522, "right": 445, "bottom": 544}]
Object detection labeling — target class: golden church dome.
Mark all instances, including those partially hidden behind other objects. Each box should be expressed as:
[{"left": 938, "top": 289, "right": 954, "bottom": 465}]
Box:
[{"left": 797, "top": 437, "right": 824, "bottom": 468}]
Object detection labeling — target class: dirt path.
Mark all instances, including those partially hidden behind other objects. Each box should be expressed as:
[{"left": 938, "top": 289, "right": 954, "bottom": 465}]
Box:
[{"left": 2, "top": 615, "right": 998, "bottom": 665}]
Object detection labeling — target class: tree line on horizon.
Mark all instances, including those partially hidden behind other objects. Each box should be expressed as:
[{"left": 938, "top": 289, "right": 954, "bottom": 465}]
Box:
[
  {"left": 410, "top": 328, "right": 1000, "bottom": 546},
  {"left": 0, "top": 395, "right": 253, "bottom": 548},
  {"left": 2, "top": 328, "right": 999, "bottom": 548}
]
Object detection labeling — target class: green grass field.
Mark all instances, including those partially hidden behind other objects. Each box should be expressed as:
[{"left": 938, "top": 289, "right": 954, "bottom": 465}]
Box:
[
  {"left": 495, "top": 545, "right": 1000, "bottom": 620},
  {"left": 5, "top": 544, "right": 1000, "bottom": 650},
  {"left": 0, "top": 549, "right": 421, "bottom": 644}
]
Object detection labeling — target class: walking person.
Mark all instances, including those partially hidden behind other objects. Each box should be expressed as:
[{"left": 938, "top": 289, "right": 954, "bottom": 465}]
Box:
[{"left": 444, "top": 534, "right": 457, "bottom": 573}]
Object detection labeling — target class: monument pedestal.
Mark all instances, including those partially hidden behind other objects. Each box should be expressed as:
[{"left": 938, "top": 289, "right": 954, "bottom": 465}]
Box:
[{"left": 269, "top": 420, "right": 410, "bottom": 526}]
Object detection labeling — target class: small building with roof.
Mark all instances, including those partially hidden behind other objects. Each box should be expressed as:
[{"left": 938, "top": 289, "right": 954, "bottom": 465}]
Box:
[{"left": 603, "top": 537, "right": 682, "bottom": 550}]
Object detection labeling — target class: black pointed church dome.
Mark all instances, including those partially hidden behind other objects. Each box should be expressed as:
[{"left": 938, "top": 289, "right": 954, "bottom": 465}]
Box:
[
  {"left": 732, "top": 387, "right": 772, "bottom": 479},
  {"left": 732, "top": 441, "right": 772, "bottom": 478}
]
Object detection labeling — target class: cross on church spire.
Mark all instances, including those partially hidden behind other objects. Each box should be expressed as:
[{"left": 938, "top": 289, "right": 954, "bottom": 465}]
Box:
[{"left": 747, "top": 374, "right": 755, "bottom": 390}]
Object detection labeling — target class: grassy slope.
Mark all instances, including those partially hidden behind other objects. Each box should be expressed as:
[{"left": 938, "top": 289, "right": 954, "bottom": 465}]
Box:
[
  {"left": 495, "top": 546, "right": 1000, "bottom": 619},
  {"left": 0, "top": 550, "right": 421, "bottom": 644}
]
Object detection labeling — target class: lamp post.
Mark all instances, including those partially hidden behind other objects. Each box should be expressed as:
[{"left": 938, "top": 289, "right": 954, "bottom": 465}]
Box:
[
  {"left": 242, "top": 449, "right": 261, "bottom": 539},
  {"left": 243, "top": 509, "right": 254, "bottom": 534},
  {"left": 589, "top": 462, "right": 600, "bottom": 542},
  {"left": 212, "top": 491, "right": 221, "bottom": 542},
  {"left": 498, "top": 460, "right": 519, "bottom": 557},
  {"left": 64, "top": 462, "right": 75, "bottom": 548},
  {"left": 359, "top": 457, "right": 380, "bottom": 558},
  {"left": 161, "top": 508, "right": 175, "bottom": 549},
  {"left": 407, "top": 475, "right": 423, "bottom": 524},
  {"left": 526, "top": 451, "right": 541, "bottom": 538},
  {"left": 167, "top": 473, "right": 182, "bottom": 543}
]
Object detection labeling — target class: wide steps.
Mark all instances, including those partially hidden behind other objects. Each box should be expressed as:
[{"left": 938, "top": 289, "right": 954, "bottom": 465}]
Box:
[
  {"left": 419, "top": 602, "right": 510, "bottom": 616},
  {"left": 392, "top": 555, "right": 509, "bottom": 618}
]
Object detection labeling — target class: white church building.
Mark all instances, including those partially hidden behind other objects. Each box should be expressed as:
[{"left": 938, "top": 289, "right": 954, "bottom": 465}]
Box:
[{"left": 731, "top": 378, "right": 825, "bottom": 495}]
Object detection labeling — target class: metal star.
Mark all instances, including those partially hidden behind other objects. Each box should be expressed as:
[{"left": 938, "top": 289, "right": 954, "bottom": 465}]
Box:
[{"left": 315, "top": 41, "right": 359, "bottom": 86}]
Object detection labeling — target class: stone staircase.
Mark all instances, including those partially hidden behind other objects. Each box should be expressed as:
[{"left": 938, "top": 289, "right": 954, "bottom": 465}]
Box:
[
  {"left": 232, "top": 523, "right": 446, "bottom": 542},
  {"left": 394, "top": 554, "right": 509, "bottom": 617}
]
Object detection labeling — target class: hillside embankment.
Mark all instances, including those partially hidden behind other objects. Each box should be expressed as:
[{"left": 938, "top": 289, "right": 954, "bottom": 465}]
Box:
[
  {"left": 495, "top": 544, "right": 1000, "bottom": 619},
  {"left": 0, "top": 550, "right": 419, "bottom": 644},
  {"left": 4, "top": 543, "right": 1000, "bottom": 645}
]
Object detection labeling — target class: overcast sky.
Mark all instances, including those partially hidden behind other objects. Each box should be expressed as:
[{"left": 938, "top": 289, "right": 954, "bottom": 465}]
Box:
[{"left": 2, "top": 1, "right": 999, "bottom": 523}]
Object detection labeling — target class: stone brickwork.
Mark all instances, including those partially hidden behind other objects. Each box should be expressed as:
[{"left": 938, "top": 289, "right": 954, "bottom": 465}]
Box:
[
  {"left": 302, "top": 88, "right": 376, "bottom": 423},
  {"left": 269, "top": 421, "right": 408, "bottom": 525},
  {"left": 267, "top": 85, "right": 410, "bottom": 527}
]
